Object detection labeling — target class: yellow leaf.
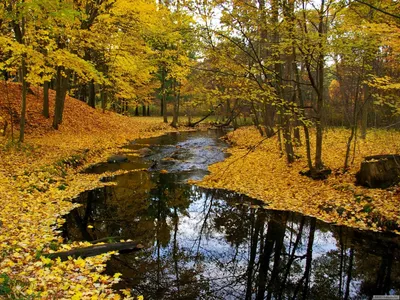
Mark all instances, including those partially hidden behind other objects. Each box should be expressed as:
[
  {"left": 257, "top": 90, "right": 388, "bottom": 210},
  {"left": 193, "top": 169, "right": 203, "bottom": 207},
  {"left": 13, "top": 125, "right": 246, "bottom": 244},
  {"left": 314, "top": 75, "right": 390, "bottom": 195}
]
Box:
[{"left": 72, "top": 292, "right": 82, "bottom": 300}]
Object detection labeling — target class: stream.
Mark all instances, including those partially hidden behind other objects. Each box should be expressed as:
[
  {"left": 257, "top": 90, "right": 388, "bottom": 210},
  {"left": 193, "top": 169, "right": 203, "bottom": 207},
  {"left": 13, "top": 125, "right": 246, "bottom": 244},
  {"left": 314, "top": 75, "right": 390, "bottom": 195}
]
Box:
[{"left": 63, "top": 130, "right": 400, "bottom": 300}]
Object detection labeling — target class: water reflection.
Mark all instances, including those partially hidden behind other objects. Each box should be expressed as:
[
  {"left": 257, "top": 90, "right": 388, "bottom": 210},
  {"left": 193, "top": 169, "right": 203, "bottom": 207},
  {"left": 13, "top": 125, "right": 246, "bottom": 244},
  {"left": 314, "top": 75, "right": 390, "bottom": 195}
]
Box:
[
  {"left": 64, "top": 173, "right": 400, "bottom": 299},
  {"left": 65, "top": 131, "right": 400, "bottom": 299}
]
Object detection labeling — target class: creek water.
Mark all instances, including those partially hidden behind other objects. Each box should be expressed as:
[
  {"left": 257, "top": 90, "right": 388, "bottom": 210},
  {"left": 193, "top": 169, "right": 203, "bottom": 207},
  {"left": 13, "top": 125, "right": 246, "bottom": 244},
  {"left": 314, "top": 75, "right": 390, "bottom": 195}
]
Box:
[{"left": 63, "top": 130, "right": 400, "bottom": 300}]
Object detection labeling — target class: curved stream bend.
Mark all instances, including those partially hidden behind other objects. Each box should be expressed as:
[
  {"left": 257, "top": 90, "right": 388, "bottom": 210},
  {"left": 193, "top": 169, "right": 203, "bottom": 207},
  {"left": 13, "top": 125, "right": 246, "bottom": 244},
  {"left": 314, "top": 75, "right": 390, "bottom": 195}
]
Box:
[{"left": 64, "top": 130, "right": 400, "bottom": 300}]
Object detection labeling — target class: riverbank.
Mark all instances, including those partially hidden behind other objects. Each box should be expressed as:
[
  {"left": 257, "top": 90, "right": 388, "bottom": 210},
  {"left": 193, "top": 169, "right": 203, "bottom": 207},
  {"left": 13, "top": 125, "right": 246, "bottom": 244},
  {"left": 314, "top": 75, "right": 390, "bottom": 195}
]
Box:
[
  {"left": 0, "top": 83, "right": 174, "bottom": 299},
  {"left": 196, "top": 126, "right": 400, "bottom": 234}
]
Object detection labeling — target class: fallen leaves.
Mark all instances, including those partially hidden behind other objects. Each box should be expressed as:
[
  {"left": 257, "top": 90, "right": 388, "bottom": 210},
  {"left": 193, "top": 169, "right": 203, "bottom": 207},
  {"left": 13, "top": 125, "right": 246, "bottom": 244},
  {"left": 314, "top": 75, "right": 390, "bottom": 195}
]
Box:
[
  {"left": 195, "top": 126, "right": 400, "bottom": 234},
  {"left": 0, "top": 82, "right": 175, "bottom": 298}
]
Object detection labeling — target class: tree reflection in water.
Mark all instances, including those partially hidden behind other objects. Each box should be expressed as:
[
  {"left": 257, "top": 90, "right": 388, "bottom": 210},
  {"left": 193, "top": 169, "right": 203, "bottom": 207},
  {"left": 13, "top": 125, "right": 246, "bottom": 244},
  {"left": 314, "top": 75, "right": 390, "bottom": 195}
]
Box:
[{"left": 64, "top": 171, "right": 400, "bottom": 299}]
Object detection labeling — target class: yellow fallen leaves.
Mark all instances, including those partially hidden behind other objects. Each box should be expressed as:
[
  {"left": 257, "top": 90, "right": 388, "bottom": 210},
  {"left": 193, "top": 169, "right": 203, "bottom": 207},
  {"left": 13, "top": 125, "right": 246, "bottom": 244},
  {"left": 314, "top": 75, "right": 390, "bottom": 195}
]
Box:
[
  {"left": 0, "top": 110, "right": 175, "bottom": 298},
  {"left": 196, "top": 126, "right": 400, "bottom": 234}
]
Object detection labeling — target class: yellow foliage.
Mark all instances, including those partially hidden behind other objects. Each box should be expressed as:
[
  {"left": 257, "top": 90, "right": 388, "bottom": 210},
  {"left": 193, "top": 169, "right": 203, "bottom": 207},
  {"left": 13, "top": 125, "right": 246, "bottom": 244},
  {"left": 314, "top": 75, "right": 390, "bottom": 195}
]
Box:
[{"left": 0, "top": 85, "right": 177, "bottom": 298}]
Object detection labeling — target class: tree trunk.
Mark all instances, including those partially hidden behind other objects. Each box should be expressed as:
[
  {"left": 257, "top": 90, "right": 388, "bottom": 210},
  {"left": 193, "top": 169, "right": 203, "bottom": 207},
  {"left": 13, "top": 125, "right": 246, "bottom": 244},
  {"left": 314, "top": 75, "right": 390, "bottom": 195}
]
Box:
[
  {"left": 160, "top": 67, "right": 167, "bottom": 122},
  {"left": 356, "top": 154, "right": 400, "bottom": 188},
  {"left": 43, "top": 81, "right": 50, "bottom": 118},
  {"left": 295, "top": 63, "right": 313, "bottom": 170},
  {"left": 142, "top": 104, "right": 146, "bottom": 116},
  {"left": 171, "top": 80, "right": 180, "bottom": 128},
  {"left": 53, "top": 66, "right": 70, "bottom": 129},
  {"left": 344, "top": 75, "right": 361, "bottom": 170},
  {"left": 19, "top": 56, "right": 27, "bottom": 143},
  {"left": 101, "top": 89, "right": 107, "bottom": 113},
  {"left": 314, "top": 1, "right": 326, "bottom": 171},
  {"left": 252, "top": 101, "right": 264, "bottom": 136},
  {"left": 88, "top": 79, "right": 96, "bottom": 108},
  {"left": 360, "top": 84, "right": 370, "bottom": 139}
]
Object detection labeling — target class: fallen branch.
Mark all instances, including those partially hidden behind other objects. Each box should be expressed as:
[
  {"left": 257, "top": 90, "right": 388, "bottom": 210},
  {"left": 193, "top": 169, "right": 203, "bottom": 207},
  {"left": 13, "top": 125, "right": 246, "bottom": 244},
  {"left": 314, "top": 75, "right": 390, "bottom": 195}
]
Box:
[
  {"left": 44, "top": 242, "right": 144, "bottom": 261},
  {"left": 188, "top": 103, "right": 222, "bottom": 127}
]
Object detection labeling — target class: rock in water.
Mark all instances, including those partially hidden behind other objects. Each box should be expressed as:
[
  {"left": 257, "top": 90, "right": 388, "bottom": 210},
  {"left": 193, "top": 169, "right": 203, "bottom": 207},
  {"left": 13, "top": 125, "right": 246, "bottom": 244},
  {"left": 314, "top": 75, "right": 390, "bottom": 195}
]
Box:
[
  {"left": 356, "top": 154, "right": 400, "bottom": 188},
  {"left": 107, "top": 155, "right": 128, "bottom": 163},
  {"left": 138, "top": 147, "right": 153, "bottom": 157}
]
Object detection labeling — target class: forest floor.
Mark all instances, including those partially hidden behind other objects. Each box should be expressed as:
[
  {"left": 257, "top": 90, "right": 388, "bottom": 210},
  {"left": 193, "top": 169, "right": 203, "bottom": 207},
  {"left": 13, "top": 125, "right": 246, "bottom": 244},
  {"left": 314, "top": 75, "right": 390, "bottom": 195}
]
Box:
[
  {"left": 0, "top": 82, "right": 175, "bottom": 299},
  {"left": 195, "top": 126, "right": 400, "bottom": 235},
  {"left": 1, "top": 81, "right": 400, "bottom": 299}
]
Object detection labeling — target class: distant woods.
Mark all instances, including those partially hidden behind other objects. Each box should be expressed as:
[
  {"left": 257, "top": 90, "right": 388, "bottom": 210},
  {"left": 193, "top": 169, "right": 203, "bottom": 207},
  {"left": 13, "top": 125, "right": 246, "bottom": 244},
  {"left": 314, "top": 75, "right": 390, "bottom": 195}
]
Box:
[{"left": 0, "top": 0, "right": 399, "bottom": 174}]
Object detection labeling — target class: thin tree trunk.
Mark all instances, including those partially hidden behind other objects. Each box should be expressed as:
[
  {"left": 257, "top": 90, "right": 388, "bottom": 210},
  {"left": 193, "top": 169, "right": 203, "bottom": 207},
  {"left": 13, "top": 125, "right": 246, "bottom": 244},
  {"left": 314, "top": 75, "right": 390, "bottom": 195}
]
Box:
[
  {"left": 171, "top": 80, "right": 180, "bottom": 128},
  {"left": 343, "top": 247, "right": 354, "bottom": 300},
  {"left": 19, "top": 57, "right": 27, "bottom": 142},
  {"left": 101, "top": 90, "right": 107, "bottom": 113},
  {"left": 4, "top": 80, "right": 14, "bottom": 141},
  {"left": 314, "top": 0, "right": 326, "bottom": 171},
  {"left": 88, "top": 79, "right": 96, "bottom": 108},
  {"left": 43, "top": 81, "right": 50, "bottom": 118},
  {"left": 252, "top": 101, "right": 264, "bottom": 136},
  {"left": 360, "top": 84, "right": 370, "bottom": 139},
  {"left": 160, "top": 67, "right": 168, "bottom": 122},
  {"left": 344, "top": 76, "right": 361, "bottom": 170},
  {"left": 295, "top": 63, "right": 313, "bottom": 170}
]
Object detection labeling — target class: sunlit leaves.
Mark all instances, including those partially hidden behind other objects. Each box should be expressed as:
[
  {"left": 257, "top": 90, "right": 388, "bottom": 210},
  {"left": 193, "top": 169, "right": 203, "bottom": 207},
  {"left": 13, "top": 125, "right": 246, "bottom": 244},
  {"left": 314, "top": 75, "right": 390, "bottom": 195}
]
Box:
[
  {"left": 0, "top": 83, "right": 176, "bottom": 298},
  {"left": 195, "top": 126, "right": 400, "bottom": 233}
]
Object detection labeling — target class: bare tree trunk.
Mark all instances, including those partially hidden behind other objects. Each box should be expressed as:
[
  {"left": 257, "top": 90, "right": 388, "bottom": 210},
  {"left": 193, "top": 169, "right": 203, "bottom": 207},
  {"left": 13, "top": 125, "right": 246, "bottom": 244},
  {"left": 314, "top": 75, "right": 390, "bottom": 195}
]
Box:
[
  {"left": 295, "top": 63, "right": 313, "bottom": 170},
  {"left": 19, "top": 57, "right": 27, "bottom": 142},
  {"left": 263, "top": 103, "right": 276, "bottom": 137},
  {"left": 101, "top": 89, "right": 107, "bottom": 113},
  {"left": 4, "top": 80, "right": 14, "bottom": 141},
  {"left": 88, "top": 79, "right": 96, "bottom": 108},
  {"left": 251, "top": 101, "right": 264, "bottom": 136},
  {"left": 360, "top": 83, "right": 370, "bottom": 139},
  {"left": 344, "top": 76, "right": 361, "bottom": 170},
  {"left": 43, "top": 81, "right": 50, "bottom": 118},
  {"left": 171, "top": 80, "right": 180, "bottom": 128},
  {"left": 53, "top": 66, "right": 70, "bottom": 129},
  {"left": 160, "top": 67, "right": 168, "bottom": 122},
  {"left": 314, "top": 1, "right": 326, "bottom": 171}
]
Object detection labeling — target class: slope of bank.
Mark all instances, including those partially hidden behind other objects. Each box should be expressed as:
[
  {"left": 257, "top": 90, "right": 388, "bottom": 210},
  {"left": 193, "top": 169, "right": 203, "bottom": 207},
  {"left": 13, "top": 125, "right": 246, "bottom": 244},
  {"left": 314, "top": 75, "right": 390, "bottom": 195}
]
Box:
[
  {"left": 196, "top": 127, "right": 400, "bottom": 234},
  {"left": 0, "top": 82, "right": 172, "bottom": 299}
]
